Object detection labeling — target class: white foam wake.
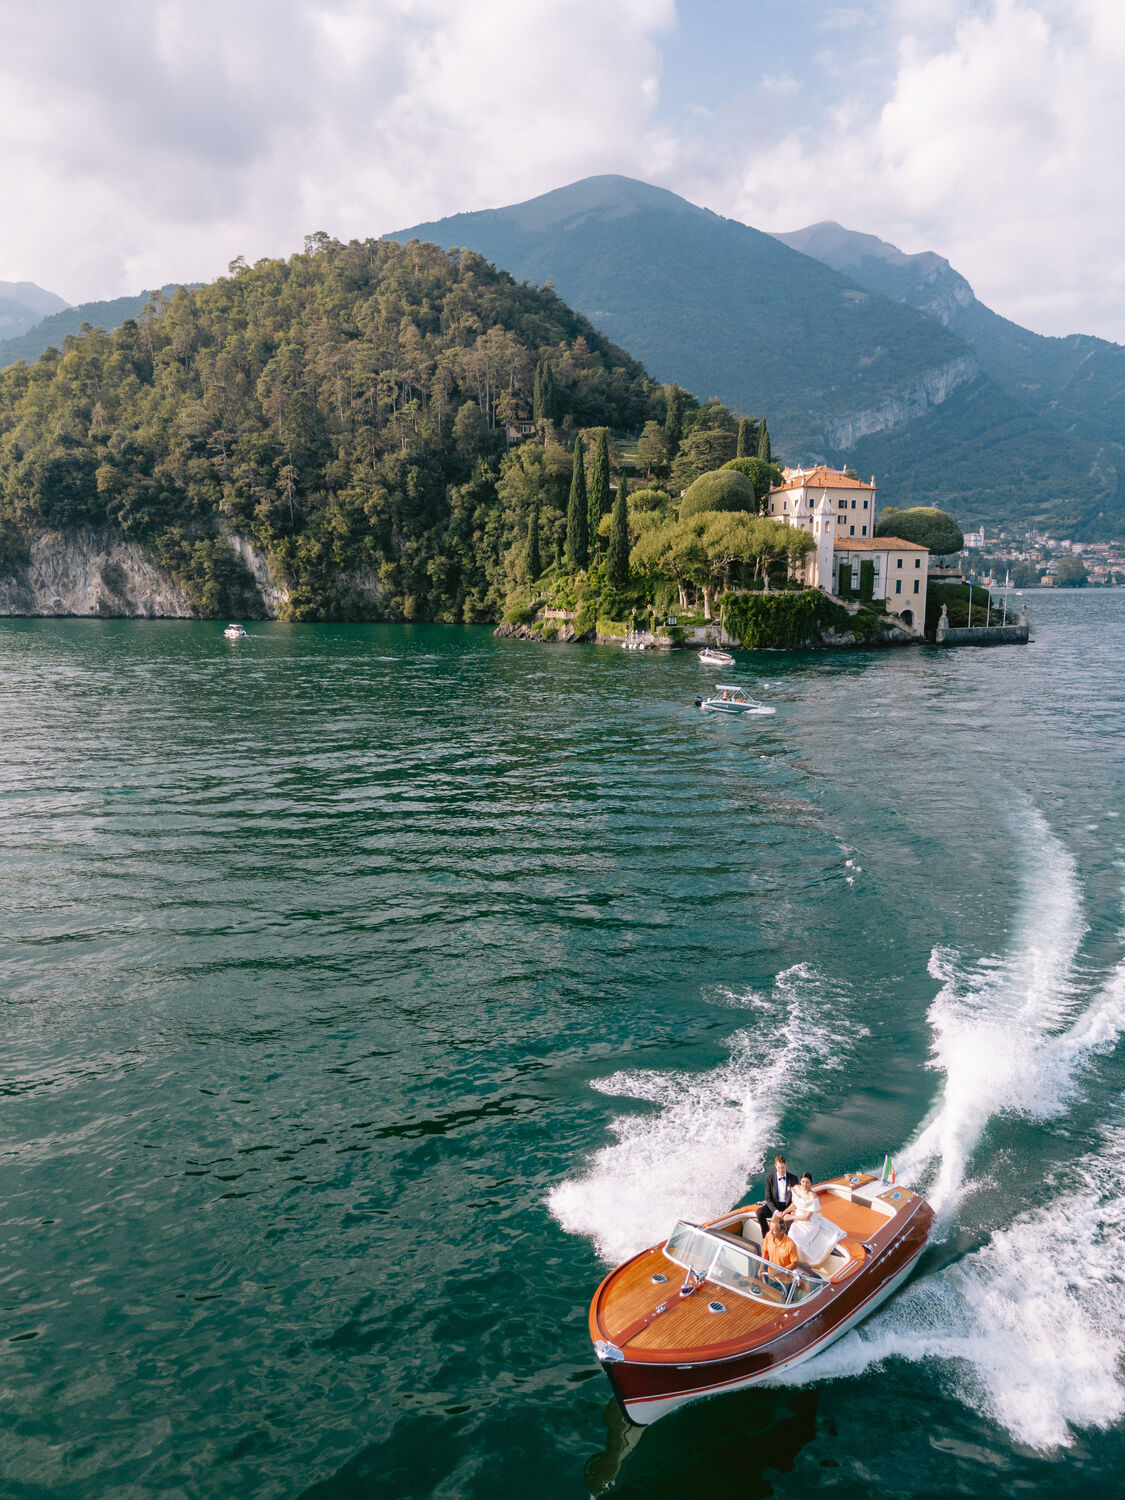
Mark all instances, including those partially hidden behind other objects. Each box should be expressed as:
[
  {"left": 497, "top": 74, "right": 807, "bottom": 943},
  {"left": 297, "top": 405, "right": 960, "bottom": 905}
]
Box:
[
  {"left": 773, "top": 1120, "right": 1125, "bottom": 1451},
  {"left": 547, "top": 965, "right": 853, "bottom": 1265},
  {"left": 898, "top": 807, "right": 1088, "bottom": 1213}
]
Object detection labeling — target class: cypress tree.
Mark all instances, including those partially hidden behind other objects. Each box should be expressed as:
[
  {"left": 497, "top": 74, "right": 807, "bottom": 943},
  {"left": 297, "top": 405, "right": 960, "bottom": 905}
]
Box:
[
  {"left": 607, "top": 478, "right": 630, "bottom": 588},
  {"left": 534, "top": 356, "right": 556, "bottom": 425},
  {"left": 664, "top": 383, "right": 684, "bottom": 456},
  {"left": 736, "top": 416, "right": 753, "bottom": 457},
  {"left": 565, "top": 435, "right": 589, "bottom": 569},
  {"left": 588, "top": 428, "right": 610, "bottom": 547},
  {"left": 757, "top": 419, "right": 771, "bottom": 464},
  {"left": 525, "top": 506, "right": 541, "bottom": 582}
]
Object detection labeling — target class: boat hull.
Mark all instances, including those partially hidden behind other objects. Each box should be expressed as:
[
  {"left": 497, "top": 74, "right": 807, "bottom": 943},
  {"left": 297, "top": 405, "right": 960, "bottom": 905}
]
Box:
[{"left": 592, "top": 1190, "right": 931, "bottom": 1426}]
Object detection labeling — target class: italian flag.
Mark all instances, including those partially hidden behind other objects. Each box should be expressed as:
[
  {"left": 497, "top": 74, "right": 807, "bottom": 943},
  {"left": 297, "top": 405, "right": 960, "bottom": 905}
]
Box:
[{"left": 881, "top": 1154, "right": 896, "bottom": 1184}]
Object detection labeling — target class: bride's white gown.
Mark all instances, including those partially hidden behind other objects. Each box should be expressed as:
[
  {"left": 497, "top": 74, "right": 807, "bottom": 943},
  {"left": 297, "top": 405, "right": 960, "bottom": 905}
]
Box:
[{"left": 787, "top": 1191, "right": 846, "bottom": 1265}]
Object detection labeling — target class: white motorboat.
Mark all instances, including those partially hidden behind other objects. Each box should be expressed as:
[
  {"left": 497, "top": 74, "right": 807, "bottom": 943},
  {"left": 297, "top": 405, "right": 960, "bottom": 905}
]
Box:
[
  {"left": 223, "top": 623, "right": 247, "bottom": 639},
  {"left": 694, "top": 684, "right": 775, "bottom": 716},
  {"left": 699, "top": 646, "right": 736, "bottom": 667}
]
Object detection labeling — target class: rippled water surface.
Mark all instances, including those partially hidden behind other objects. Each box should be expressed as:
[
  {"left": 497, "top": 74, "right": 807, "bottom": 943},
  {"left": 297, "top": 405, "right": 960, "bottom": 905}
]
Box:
[{"left": 1, "top": 595, "right": 1123, "bottom": 1498}]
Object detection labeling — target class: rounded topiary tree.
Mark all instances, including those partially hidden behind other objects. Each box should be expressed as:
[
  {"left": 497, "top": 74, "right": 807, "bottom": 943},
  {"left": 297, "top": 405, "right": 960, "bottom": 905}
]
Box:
[
  {"left": 678, "top": 468, "right": 757, "bottom": 520},
  {"left": 875, "top": 506, "right": 964, "bottom": 555},
  {"left": 721, "top": 456, "right": 783, "bottom": 501}
]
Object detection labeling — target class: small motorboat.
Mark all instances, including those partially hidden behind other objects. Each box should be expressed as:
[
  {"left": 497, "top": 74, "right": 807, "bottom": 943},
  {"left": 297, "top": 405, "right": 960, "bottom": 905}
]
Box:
[
  {"left": 589, "top": 1172, "right": 933, "bottom": 1426},
  {"left": 699, "top": 646, "right": 736, "bottom": 667},
  {"left": 694, "top": 684, "right": 774, "bottom": 715},
  {"left": 223, "top": 623, "right": 247, "bottom": 639}
]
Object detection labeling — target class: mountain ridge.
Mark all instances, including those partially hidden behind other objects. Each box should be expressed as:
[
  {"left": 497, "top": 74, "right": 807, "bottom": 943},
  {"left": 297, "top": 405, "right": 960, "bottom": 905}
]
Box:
[
  {"left": 390, "top": 175, "right": 1117, "bottom": 534},
  {"left": 0, "top": 285, "right": 199, "bottom": 369},
  {"left": 774, "top": 219, "right": 1125, "bottom": 460}
]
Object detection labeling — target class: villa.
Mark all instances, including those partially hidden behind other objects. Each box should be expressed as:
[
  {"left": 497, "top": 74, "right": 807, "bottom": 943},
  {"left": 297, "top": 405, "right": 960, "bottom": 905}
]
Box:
[{"left": 764, "top": 465, "right": 929, "bottom": 634}]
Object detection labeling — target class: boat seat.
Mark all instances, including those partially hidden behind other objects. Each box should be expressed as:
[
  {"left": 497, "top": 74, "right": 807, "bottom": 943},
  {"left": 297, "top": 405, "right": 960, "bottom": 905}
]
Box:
[{"left": 815, "top": 1239, "right": 865, "bottom": 1280}]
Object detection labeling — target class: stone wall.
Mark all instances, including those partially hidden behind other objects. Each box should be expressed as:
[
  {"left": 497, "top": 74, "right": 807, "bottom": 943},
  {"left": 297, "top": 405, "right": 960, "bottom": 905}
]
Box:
[{"left": 934, "top": 622, "right": 1030, "bottom": 647}]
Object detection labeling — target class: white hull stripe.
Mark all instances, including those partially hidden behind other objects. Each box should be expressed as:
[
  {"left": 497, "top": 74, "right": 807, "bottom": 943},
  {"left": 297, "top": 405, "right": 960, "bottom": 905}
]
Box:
[{"left": 623, "top": 1244, "right": 924, "bottom": 1424}]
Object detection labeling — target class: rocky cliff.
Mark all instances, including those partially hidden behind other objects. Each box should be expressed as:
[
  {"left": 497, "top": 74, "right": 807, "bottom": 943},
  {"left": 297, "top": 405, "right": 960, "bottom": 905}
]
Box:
[
  {"left": 0, "top": 531, "right": 196, "bottom": 618},
  {"left": 826, "top": 355, "right": 979, "bottom": 450},
  {"left": 0, "top": 529, "right": 390, "bottom": 620}
]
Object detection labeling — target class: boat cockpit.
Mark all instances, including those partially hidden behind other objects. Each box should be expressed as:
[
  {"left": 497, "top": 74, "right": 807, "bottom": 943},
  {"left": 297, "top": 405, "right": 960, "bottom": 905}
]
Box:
[{"left": 663, "top": 1221, "right": 826, "bottom": 1308}]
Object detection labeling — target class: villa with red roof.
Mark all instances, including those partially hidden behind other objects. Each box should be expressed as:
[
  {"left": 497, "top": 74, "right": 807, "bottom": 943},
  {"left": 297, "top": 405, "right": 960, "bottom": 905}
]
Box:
[{"left": 765, "top": 466, "right": 928, "bottom": 634}]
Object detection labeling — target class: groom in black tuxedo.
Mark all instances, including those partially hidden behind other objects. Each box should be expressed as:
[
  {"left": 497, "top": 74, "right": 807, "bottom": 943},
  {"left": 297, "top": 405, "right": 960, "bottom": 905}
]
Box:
[{"left": 756, "top": 1154, "right": 796, "bottom": 1239}]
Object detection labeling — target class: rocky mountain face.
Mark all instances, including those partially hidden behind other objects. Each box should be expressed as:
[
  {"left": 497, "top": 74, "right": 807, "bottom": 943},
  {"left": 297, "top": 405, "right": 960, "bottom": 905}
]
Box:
[
  {"left": 777, "top": 219, "right": 1125, "bottom": 478},
  {"left": 0, "top": 531, "right": 196, "bottom": 618},
  {"left": 0, "top": 532, "right": 321, "bottom": 620},
  {"left": 773, "top": 222, "right": 976, "bottom": 328},
  {"left": 392, "top": 177, "right": 1119, "bottom": 535}
]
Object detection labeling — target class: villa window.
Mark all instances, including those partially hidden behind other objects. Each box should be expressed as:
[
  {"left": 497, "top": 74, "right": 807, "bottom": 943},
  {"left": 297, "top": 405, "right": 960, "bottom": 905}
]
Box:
[
  {"left": 851, "top": 499, "right": 856, "bottom": 509},
  {"left": 896, "top": 580, "right": 902, "bottom": 594},
  {"left": 913, "top": 580, "right": 920, "bottom": 594},
  {"left": 897, "top": 557, "right": 903, "bottom": 568},
  {"left": 849, "top": 525, "right": 855, "bottom": 535},
  {"left": 861, "top": 525, "right": 867, "bottom": 536},
  {"left": 863, "top": 500, "right": 868, "bottom": 509},
  {"left": 915, "top": 557, "right": 921, "bottom": 567}
]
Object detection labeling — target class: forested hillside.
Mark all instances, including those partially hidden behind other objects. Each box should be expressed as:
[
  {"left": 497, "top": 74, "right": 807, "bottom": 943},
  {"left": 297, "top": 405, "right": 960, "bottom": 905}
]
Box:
[
  {"left": 0, "top": 285, "right": 199, "bottom": 370},
  {"left": 0, "top": 237, "right": 666, "bottom": 620}
]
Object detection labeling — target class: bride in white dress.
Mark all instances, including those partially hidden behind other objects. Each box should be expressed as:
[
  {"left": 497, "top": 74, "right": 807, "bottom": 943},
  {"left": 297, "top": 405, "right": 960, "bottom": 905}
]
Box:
[{"left": 786, "top": 1173, "right": 846, "bottom": 1265}]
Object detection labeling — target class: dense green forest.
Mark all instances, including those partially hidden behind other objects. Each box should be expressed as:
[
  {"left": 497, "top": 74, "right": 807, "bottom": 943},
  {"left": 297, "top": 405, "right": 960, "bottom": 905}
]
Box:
[{"left": 0, "top": 238, "right": 681, "bottom": 620}]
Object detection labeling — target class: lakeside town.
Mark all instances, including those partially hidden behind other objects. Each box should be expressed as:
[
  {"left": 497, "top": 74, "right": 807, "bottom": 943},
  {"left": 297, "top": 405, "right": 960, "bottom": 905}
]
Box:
[{"left": 959, "top": 527, "right": 1125, "bottom": 588}]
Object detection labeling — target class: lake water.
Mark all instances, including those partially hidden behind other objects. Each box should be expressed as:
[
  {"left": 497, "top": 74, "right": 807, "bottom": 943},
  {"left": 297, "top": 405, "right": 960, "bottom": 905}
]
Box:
[{"left": 0, "top": 591, "right": 1122, "bottom": 1498}]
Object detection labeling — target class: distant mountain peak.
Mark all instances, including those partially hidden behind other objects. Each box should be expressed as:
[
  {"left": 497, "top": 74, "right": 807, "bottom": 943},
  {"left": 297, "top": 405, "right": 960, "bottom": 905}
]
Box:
[
  {"left": 397, "top": 174, "right": 707, "bottom": 243},
  {"left": 0, "top": 280, "right": 71, "bottom": 343},
  {"left": 774, "top": 220, "right": 974, "bottom": 327}
]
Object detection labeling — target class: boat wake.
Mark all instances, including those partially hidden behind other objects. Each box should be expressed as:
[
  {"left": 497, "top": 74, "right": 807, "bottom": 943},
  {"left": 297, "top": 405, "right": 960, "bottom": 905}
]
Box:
[
  {"left": 560, "top": 802, "right": 1125, "bottom": 1450},
  {"left": 547, "top": 965, "right": 857, "bottom": 1266},
  {"left": 776, "top": 807, "right": 1125, "bottom": 1451},
  {"left": 771, "top": 1121, "right": 1125, "bottom": 1450},
  {"left": 896, "top": 808, "right": 1089, "bottom": 1215}
]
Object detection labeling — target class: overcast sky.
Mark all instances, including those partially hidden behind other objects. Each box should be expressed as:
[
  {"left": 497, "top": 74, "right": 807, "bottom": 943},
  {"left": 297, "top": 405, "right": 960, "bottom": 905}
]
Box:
[{"left": 2, "top": 0, "right": 1122, "bottom": 341}]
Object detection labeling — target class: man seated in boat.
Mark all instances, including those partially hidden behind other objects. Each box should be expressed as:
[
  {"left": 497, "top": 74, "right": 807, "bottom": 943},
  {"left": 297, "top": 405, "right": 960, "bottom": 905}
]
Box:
[{"left": 760, "top": 1212, "right": 799, "bottom": 1290}]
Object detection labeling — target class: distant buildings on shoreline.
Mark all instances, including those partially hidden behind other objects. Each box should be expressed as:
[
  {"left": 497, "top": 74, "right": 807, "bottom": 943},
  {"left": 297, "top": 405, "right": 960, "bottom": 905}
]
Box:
[{"left": 963, "top": 527, "right": 1125, "bottom": 587}]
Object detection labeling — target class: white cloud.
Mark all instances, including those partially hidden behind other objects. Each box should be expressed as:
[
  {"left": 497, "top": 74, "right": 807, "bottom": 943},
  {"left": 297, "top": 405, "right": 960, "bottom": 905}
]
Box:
[
  {"left": 0, "top": 0, "right": 675, "bottom": 303},
  {"left": 699, "top": 0, "right": 1125, "bottom": 339},
  {"left": 1, "top": 0, "right": 1124, "bottom": 342}
]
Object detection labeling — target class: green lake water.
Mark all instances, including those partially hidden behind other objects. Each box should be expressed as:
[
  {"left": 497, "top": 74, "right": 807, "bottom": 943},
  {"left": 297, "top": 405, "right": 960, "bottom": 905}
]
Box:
[{"left": 0, "top": 592, "right": 1123, "bottom": 1498}]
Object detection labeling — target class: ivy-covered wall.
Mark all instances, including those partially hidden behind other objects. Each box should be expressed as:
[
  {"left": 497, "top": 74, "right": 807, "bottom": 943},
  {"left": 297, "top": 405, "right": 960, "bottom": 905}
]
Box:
[{"left": 722, "top": 589, "right": 883, "bottom": 649}]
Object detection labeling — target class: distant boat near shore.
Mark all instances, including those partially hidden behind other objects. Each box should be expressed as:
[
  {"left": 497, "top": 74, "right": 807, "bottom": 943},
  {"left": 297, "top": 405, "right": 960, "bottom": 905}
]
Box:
[{"left": 223, "top": 623, "right": 247, "bottom": 639}]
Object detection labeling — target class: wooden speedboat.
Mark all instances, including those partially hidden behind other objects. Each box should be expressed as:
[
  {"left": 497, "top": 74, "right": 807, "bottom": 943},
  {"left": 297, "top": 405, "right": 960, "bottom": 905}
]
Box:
[
  {"left": 588, "top": 1173, "right": 933, "bottom": 1426},
  {"left": 694, "top": 684, "right": 774, "bottom": 715}
]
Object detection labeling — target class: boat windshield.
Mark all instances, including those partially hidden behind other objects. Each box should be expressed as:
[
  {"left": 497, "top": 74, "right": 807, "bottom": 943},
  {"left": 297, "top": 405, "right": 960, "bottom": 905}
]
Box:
[{"left": 663, "top": 1222, "right": 823, "bottom": 1307}]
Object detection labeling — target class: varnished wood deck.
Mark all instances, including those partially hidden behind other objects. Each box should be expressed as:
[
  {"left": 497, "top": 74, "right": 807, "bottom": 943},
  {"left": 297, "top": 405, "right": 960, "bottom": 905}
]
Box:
[{"left": 596, "top": 1244, "right": 785, "bottom": 1358}]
